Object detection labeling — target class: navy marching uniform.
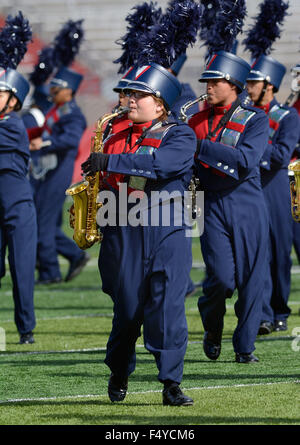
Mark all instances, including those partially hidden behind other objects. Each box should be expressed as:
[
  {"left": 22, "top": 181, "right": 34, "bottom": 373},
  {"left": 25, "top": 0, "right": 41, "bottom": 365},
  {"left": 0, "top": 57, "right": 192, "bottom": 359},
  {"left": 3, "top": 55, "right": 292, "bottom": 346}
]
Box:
[
  {"left": 247, "top": 56, "right": 300, "bottom": 332},
  {"left": 28, "top": 67, "right": 87, "bottom": 283},
  {"left": 23, "top": 84, "right": 88, "bottom": 282},
  {"left": 0, "top": 68, "right": 37, "bottom": 344},
  {"left": 82, "top": 63, "right": 196, "bottom": 406},
  {"left": 81, "top": 0, "right": 202, "bottom": 406},
  {"left": 189, "top": 51, "right": 270, "bottom": 363}
]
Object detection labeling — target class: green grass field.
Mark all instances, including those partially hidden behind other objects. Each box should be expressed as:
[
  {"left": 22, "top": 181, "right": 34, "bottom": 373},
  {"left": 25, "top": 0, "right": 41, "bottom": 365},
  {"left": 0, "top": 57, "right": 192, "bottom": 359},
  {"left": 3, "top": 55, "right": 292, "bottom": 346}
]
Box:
[{"left": 0, "top": 217, "right": 299, "bottom": 426}]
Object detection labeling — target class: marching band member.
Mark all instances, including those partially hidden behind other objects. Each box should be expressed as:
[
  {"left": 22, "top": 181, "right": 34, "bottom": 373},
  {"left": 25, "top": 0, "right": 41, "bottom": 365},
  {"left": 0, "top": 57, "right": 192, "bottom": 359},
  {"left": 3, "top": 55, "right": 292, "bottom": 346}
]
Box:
[
  {"left": 244, "top": 0, "right": 300, "bottom": 334},
  {"left": 28, "top": 66, "right": 88, "bottom": 284},
  {"left": 189, "top": 51, "right": 270, "bottom": 363},
  {"left": 81, "top": 0, "right": 202, "bottom": 406},
  {"left": 189, "top": 0, "right": 270, "bottom": 363},
  {"left": 28, "top": 20, "right": 89, "bottom": 284},
  {"left": 0, "top": 13, "right": 37, "bottom": 344}
]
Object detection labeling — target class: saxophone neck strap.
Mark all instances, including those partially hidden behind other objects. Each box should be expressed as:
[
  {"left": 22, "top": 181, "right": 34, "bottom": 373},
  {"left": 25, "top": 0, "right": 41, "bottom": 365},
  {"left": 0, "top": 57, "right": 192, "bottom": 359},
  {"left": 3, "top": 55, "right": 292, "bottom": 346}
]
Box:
[{"left": 206, "top": 97, "right": 241, "bottom": 140}]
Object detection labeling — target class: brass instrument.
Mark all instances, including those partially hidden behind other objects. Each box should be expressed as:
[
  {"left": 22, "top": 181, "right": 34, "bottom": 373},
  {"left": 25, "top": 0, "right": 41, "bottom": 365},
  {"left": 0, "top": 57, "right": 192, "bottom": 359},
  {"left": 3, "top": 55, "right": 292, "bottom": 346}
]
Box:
[
  {"left": 179, "top": 93, "right": 208, "bottom": 122},
  {"left": 288, "top": 159, "right": 300, "bottom": 222},
  {"left": 65, "top": 106, "right": 129, "bottom": 249}
]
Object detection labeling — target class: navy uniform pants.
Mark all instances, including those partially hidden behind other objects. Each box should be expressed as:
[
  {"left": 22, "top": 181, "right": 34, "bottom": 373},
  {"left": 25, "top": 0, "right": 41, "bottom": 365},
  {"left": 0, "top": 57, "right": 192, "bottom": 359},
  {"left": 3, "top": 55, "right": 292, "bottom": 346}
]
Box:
[
  {"left": 261, "top": 169, "right": 293, "bottom": 322},
  {"left": 198, "top": 177, "right": 269, "bottom": 354},
  {"left": 99, "top": 224, "right": 191, "bottom": 384},
  {"left": 0, "top": 228, "right": 5, "bottom": 281},
  {"left": 31, "top": 160, "right": 82, "bottom": 281},
  {"left": 0, "top": 171, "right": 37, "bottom": 334}
]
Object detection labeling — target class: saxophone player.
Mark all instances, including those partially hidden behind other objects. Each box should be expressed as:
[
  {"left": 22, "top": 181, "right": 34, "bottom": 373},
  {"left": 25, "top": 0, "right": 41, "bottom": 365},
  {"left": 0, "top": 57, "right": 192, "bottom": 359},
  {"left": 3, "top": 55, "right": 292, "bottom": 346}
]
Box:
[{"left": 81, "top": 0, "right": 202, "bottom": 406}]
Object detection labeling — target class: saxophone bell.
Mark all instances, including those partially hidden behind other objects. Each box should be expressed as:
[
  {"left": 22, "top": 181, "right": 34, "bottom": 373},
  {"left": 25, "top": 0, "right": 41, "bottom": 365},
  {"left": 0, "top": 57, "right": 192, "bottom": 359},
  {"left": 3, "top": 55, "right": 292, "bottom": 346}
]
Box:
[
  {"left": 65, "top": 106, "right": 129, "bottom": 249},
  {"left": 179, "top": 94, "right": 208, "bottom": 122},
  {"left": 288, "top": 159, "right": 300, "bottom": 222}
]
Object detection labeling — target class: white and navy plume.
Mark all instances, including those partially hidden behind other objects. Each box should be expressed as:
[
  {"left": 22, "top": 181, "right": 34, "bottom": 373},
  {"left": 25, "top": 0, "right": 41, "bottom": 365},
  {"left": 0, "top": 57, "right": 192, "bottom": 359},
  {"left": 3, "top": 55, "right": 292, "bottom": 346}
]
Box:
[
  {"left": 136, "top": 0, "right": 203, "bottom": 68},
  {"left": 114, "top": 1, "right": 163, "bottom": 74},
  {"left": 52, "top": 19, "right": 84, "bottom": 68},
  {"left": 243, "top": 0, "right": 289, "bottom": 59},
  {"left": 29, "top": 19, "right": 84, "bottom": 88},
  {"left": 0, "top": 11, "right": 32, "bottom": 69},
  {"left": 29, "top": 46, "right": 55, "bottom": 87},
  {"left": 200, "top": 0, "right": 247, "bottom": 59}
]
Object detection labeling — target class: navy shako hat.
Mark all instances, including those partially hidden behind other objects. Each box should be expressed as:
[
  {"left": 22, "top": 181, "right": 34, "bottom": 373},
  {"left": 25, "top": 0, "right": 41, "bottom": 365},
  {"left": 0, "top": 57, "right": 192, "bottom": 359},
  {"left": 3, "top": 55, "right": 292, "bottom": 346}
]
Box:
[
  {"left": 50, "top": 66, "right": 83, "bottom": 93},
  {"left": 113, "top": 66, "right": 138, "bottom": 93},
  {"left": 247, "top": 55, "right": 286, "bottom": 92},
  {"left": 123, "top": 63, "right": 182, "bottom": 110},
  {"left": 0, "top": 67, "right": 30, "bottom": 106},
  {"left": 199, "top": 51, "right": 251, "bottom": 93}
]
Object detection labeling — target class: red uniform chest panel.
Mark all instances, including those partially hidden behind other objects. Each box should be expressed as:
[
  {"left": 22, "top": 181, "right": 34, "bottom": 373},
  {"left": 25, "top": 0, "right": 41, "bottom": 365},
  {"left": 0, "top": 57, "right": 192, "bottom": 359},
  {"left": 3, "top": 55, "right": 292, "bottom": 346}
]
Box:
[
  {"left": 102, "top": 123, "right": 157, "bottom": 191},
  {"left": 111, "top": 114, "right": 132, "bottom": 134},
  {"left": 189, "top": 109, "right": 227, "bottom": 177}
]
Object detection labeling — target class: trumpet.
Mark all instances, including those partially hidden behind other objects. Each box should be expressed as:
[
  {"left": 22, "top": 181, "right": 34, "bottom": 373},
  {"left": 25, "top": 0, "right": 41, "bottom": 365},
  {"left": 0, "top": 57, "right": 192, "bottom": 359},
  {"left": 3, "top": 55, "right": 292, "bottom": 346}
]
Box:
[{"left": 179, "top": 93, "right": 208, "bottom": 122}]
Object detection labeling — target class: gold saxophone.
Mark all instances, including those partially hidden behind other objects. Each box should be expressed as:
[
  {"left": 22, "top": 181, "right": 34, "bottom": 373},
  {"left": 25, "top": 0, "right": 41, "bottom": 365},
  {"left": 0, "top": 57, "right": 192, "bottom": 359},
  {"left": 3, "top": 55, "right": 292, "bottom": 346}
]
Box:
[
  {"left": 288, "top": 159, "right": 300, "bottom": 222},
  {"left": 65, "top": 106, "right": 129, "bottom": 249}
]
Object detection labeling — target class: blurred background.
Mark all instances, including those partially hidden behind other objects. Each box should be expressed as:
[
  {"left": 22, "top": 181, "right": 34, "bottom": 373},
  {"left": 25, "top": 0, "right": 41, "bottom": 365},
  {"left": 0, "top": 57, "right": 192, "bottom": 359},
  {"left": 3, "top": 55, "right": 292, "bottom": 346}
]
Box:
[{"left": 0, "top": 0, "right": 299, "bottom": 125}]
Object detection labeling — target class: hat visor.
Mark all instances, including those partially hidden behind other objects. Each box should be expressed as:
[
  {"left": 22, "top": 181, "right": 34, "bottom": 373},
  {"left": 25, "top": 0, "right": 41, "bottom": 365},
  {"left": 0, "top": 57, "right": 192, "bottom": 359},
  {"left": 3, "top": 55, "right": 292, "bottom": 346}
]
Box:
[
  {"left": 123, "top": 81, "right": 156, "bottom": 96},
  {"left": 246, "top": 70, "right": 265, "bottom": 81},
  {"left": 198, "top": 72, "right": 225, "bottom": 82},
  {"left": 113, "top": 79, "right": 130, "bottom": 93},
  {"left": 49, "top": 78, "right": 68, "bottom": 89}
]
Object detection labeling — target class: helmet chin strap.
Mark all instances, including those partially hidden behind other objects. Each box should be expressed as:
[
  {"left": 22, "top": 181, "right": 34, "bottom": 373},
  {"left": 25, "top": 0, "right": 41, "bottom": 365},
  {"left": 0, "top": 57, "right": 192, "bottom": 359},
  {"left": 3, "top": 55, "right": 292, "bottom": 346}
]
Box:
[
  {"left": 0, "top": 91, "right": 13, "bottom": 115},
  {"left": 255, "top": 79, "right": 268, "bottom": 106}
]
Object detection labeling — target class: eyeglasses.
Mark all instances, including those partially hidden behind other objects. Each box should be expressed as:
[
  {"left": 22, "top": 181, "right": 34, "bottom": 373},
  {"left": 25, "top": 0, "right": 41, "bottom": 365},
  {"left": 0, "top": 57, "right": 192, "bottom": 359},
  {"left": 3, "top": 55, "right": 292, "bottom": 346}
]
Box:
[{"left": 127, "top": 91, "right": 152, "bottom": 99}]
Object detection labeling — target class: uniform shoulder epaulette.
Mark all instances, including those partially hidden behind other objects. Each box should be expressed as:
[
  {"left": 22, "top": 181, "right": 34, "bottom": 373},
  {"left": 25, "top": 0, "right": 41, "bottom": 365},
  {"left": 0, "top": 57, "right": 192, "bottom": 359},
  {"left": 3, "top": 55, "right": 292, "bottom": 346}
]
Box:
[
  {"left": 278, "top": 102, "right": 290, "bottom": 110},
  {"left": 240, "top": 101, "right": 260, "bottom": 114},
  {"left": 162, "top": 118, "right": 179, "bottom": 127}
]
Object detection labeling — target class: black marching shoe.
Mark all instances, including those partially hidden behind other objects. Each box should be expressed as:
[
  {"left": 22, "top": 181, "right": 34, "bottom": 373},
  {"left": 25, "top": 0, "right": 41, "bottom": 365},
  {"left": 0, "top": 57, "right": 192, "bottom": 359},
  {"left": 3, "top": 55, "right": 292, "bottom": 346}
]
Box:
[
  {"left": 65, "top": 252, "right": 90, "bottom": 282},
  {"left": 203, "top": 330, "right": 222, "bottom": 360},
  {"left": 19, "top": 331, "right": 35, "bottom": 345},
  {"left": 163, "top": 382, "right": 194, "bottom": 406},
  {"left": 108, "top": 374, "right": 128, "bottom": 402},
  {"left": 235, "top": 352, "right": 259, "bottom": 363},
  {"left": 274, "top": 320, "right": 287, "bottom": 332},
  {"left": 258, "top": 321, "right": 274, "bottom": 335}
]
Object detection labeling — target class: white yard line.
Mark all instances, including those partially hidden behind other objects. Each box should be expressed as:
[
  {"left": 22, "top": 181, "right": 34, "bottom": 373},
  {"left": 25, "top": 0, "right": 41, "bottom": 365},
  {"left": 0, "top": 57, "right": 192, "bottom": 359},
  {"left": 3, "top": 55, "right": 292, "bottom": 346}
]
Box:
[
  {"left": 0, "top": 380, "right": 298, "bottom": 405},
  {"left": 0, "top": 335, "right": 296, "bottom": 358}
]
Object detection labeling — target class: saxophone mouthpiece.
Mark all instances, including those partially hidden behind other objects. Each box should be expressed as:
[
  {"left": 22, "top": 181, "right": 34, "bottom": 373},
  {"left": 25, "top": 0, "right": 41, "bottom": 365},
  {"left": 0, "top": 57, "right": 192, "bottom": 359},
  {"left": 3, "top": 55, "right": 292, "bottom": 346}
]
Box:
[{"left": 118, "top": 106, "right": 130, "bottom": 115}]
